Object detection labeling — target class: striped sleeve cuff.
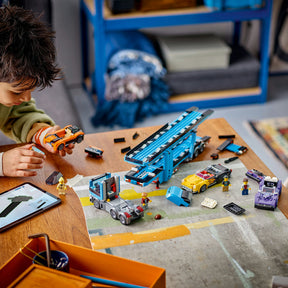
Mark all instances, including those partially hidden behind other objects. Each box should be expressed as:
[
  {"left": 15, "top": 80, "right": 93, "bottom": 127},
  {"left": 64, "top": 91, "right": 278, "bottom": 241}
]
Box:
[{"left": 32, "top": 126, "right": 53, "bottom": 147}]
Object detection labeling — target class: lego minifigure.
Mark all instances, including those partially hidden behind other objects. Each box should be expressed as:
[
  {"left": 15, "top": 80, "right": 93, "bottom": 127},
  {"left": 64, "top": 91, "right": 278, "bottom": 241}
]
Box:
[
  {"left": 141, "top": 192, "right": 151, "bottom": 209},
  {"left": 222, "top": 175, "right": 231, "bottom": 192},
  {"left": 57, "top": 177, "right": 67, "bottom": 195},
  {"left": 241, "top": 178, "right": 251, "bottom": 195}
]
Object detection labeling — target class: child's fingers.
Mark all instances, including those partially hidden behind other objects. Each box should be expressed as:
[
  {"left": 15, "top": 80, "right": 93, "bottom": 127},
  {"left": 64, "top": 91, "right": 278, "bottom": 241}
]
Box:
[
  {"left": 21, "top": 143, "right": 35, "bottom": 149},
  {"left": 15, "top": 169, "right": 37, "bottom": 177},
  {"left": 64, "top": 147, "right": 74, "bottom": 155},
  {"left": 25, "top": 150, "right": 46, "bottom": 160},
  {"left": 58, "top": 143, "right": 74, "bottom": 157},
  {"left": 67, "top": 143, "right": 74, "bottom": 149},
  {"left": 17, "top": 161, "right": 44, "bottom": 170},
  {"left": 2, "top": 147, "right": 45, "bottom": 177},
  {"left": 21, "top": 144, "right": 46, "bottom": 159}
]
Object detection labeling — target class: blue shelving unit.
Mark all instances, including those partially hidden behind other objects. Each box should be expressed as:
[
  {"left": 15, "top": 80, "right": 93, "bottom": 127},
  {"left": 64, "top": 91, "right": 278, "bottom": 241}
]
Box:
[{"left": 80, "top": 0, "right": 273, "bottom": 113}]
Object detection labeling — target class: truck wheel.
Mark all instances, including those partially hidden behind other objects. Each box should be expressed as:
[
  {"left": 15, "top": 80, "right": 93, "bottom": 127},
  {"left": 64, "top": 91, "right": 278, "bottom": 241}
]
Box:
[
  {"left": 76, "top": 135, "right": 84, "bottom": 143},
  {"left": 200, "top": 184, "right": 207, "bottom": 193},
  {"left": 199, "top": 144, "right": 204, "bottom": 153},
  {"left": 193, "top": 149, "right": 199, "bottom": 159},
  {"left": 94, "top": 201, "right": 100, "bottom": 209},
  {"left": 110, "top": 209, "right": 117, "bottom": 220},
  {"left": 119, "top": 215, "right": 127, "bottom": 225},
  {"left": 58, "top": 144, "right": 64, "bottom": 151}
]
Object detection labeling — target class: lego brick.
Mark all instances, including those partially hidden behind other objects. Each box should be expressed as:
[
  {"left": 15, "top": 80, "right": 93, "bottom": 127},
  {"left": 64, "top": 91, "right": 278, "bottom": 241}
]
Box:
[
  {"left": 114, "top": 137, "right": 126, "bottom": 143},
  {"left": 46, "top": 171, "right": 63, "bottom": 185},
  {"left": 223, "top": 202, "right": 245, "bottom": 215},
  {"left": 272, "top": 276, "right": 288, "bottom": 288},
  {"left": 218, "top": 135, "right": 235, "bottom": 139},
  {"left": 133, "top": 132, "right": 139, "bottom": 140},
  {"left": 217, "top": 139, "right": 234, "bottom": 151},
  {"left": 84, "top": 146, "right": 104, "bottom": 158},
  {"left": 121, "top": 146, "right": 131, "bottom": 154},
  {"left": 224, "top": 156, "right": 239, "bottom": 163},
  {"left": 30, "top": 145, "right": 45, "bottom": 155}
]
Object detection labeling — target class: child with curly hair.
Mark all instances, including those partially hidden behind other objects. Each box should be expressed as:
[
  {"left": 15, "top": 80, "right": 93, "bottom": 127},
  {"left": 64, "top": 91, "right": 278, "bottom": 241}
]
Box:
[{"left": 0, "top": 5, "right": 75, "bottom": 177}]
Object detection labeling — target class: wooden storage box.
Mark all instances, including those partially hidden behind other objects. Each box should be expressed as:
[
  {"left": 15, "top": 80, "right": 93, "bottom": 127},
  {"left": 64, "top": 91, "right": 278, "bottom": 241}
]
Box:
[
  {"left": 0, "top": 238, "right": 165, "bottom": 288},
  {"left": 140, "top": 0, "right": 197, "bottom": 12},
  {"left": 7, "top": 264, "right": 92, "bottom": 288}
]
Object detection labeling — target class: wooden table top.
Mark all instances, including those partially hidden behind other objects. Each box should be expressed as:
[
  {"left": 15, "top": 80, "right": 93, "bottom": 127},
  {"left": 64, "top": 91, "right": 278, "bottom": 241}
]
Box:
[{"left": 0, "top": 117, "right": 287, "bottom": 267}]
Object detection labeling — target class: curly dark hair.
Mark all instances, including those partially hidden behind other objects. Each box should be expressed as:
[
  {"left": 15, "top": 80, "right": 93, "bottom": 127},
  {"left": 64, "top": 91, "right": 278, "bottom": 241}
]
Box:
[{"left": 0, "top": 5, "right": 61, "bottom": 89}]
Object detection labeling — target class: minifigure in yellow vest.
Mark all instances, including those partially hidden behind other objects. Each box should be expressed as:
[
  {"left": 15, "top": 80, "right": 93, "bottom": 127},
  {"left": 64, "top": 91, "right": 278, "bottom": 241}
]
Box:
[{"left": 222, "top": 175, "right": 231, "bottom": 192}]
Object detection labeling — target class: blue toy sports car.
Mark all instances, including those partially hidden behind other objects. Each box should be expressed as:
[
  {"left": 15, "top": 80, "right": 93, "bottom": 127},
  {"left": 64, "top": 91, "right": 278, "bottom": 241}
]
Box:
[{"left": 166, "top": 186, "right": 192, "bottom": 207}]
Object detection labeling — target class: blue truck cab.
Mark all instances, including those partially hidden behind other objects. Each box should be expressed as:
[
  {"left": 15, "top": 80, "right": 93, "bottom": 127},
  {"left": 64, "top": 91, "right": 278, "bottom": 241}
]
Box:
[{"left": 89, "top": 173, "right": 144, "bottom": 225}]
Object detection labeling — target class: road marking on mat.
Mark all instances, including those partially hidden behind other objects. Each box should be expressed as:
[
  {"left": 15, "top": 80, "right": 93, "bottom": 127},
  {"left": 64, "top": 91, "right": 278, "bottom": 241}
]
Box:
[
  {"left": 79, "top": 188, "right": 167, "bottom": 206},
  {"left": 90, "top": 215, "right": 254, "bottom": 250}
]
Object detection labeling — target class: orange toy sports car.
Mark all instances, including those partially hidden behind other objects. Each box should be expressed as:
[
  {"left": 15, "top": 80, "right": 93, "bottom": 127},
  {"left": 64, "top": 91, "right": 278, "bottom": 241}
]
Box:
[{"left": 44, "top": 125, "right": 84, "bottom": 151}]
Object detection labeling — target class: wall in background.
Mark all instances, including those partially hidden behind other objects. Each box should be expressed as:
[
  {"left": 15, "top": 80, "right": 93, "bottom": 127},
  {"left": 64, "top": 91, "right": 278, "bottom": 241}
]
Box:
[
  {"left": 52, "top": 0, "right": 282, "bottom": 87},
  {"left": 52, "top": 0, "right": 82, "bottom": 87}
]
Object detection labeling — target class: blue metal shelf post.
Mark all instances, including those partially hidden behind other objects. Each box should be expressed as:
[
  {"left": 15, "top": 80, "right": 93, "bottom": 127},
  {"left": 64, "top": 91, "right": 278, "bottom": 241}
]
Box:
[{"left": 259, "top": 0, "right": 273, "bottom": 103}]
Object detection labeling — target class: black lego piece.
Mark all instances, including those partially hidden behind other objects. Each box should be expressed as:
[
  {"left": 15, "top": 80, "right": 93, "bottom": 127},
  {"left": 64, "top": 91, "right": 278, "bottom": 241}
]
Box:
[
  {"left": 224, "top": 156, "right": 239, "bottom": 163},
  {"left": 133, "top": 132, "right": 139, "bottom": 140},
  {"left": 85, "top": 146, "right": 103, "bottom": 158},
  {"left": 114, "top": 137, "right": 126, "bottom": 143},
  {"left": 223, "top": 202, "right": 245, "bottom": 215},
  {"left": 210, "top": 153, "right": 219, "bottom": 160},
  {"left": 217, "top": 138, "right": 234, "bottom": 151},
  {"left": 46, "top": 171, "right": 63, "bottom": 185},
  {"left": 121, "top": 146, "right": 131, "bottom": 154},
  {"left": 218, "top": 134, "right": 236, "bottom": 139}
]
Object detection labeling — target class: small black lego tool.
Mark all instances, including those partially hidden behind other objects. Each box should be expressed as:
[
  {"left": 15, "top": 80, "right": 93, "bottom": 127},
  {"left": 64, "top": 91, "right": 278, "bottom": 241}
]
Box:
[
  {"left": 114, "top": 137, "right": 125, "bottom": 143},
  {"left": 218, "top": 134, "right": 235, "bottom": 139},
  {"left": 223, "top": 202, "right": 245, "bottom": 215},
  {"left": 224, "top": 156, "right": 239, "bottom": 164},
  {"left": 121, "top": 146, "right": 131, "bottom": 153},
  {"left": 132, "top": 132, "right": 139, "bottom": 140}
]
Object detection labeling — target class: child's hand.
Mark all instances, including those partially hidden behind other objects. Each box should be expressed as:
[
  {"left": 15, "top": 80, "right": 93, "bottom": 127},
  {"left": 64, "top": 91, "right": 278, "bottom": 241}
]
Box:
[
  {"left": 2, "top": 144, "right": 46, "bottom": 177},
  {"left": 34, "top": 125, "right": 75, "bottom": 157},
  {"left": 51, "top": 141, "right": 75, "bottom": 157}
]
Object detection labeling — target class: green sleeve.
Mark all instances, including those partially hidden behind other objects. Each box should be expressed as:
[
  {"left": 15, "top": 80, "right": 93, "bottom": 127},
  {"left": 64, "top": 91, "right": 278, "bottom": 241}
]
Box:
[{"left": 0, "top": 99, "right": 55, "bottom": 143}]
